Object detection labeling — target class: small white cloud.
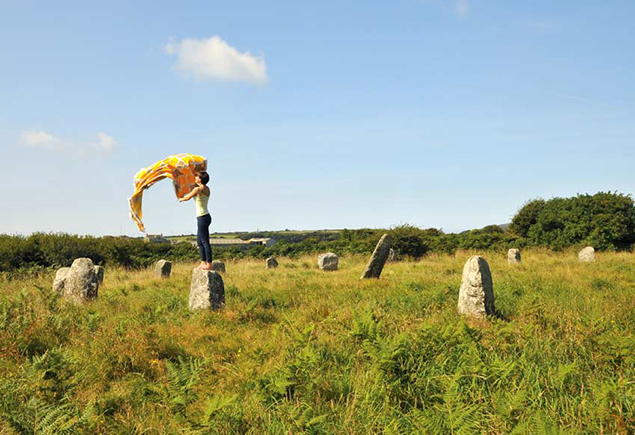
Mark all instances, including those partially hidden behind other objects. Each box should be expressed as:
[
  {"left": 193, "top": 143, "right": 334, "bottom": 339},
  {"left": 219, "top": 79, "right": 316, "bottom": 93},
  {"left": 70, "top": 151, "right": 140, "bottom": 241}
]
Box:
[
  {"left": 457, "top": 0, "right": 469, "bottom": 18},
  {"left": 21, "top": 130, "right": 117, "bottom": 155},
  {"left": 97, "top": 132, "right": 116, "bottom": 151},
  {"left": 164, "top": 36, "right": 268, "bottom": 85},
  {"left": 22, "top": 131, "right": 63, "bottom": 148}
]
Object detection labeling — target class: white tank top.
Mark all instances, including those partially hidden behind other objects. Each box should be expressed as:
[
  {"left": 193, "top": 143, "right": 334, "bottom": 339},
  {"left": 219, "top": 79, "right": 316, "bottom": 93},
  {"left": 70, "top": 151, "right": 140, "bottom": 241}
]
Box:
[{"left": 194, "top": 192, "right": 209, "bottom": 217}]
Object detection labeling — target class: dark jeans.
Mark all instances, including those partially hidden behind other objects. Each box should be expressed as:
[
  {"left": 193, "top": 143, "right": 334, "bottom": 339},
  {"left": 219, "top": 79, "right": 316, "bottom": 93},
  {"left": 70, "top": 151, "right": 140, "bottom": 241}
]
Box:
[{"left": 197, "top": 214, "right": 212, "bottom": 262}]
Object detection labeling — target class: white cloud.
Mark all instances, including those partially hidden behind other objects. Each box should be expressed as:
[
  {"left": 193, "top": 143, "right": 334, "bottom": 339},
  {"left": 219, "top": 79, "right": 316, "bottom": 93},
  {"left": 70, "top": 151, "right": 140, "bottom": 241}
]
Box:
[
  {"left": 21, "top": 131, "right": 117, "bottom": 155},
  {"left": 22, "top": 131, "right": 62, "bottom": 148},
  {"left": 164, "top": 36, "right": 268, "bottom": 85},
  {"left": 456, "top": 0, "right": 469, "bottom": 18}
]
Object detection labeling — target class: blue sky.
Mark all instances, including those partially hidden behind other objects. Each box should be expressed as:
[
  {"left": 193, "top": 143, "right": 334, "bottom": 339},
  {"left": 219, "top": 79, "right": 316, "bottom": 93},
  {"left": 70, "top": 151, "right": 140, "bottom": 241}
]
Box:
[{"left": 1, "top": 0, "right": 634, "bottom": 236}]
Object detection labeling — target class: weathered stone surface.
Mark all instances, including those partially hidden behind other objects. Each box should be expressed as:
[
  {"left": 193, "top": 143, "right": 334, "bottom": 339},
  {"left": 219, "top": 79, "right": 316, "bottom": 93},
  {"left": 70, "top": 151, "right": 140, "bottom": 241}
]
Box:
[
  {"left": 189, "top": 269, "right": 225, "bottom": 310},
  {"left": 360, "top": 234, "right": 392, "bottom": 279},
  {"left": 266, "top": 257, "right": 278, "bottom": 269},
  {"left": 387, "top": 248, "right": 397, "bottom": 262},
  {"left": 211, "top": 260, "right": 226, "bottom": 273},
  {"left": 317, "top": 253, "right": 338, "bottom": 271},
  {"left": 579, "top": 247, "right": 595, "bottom": 262},
  {"left": 53, "top": 258, "right": 99, "bottom": 303},
  {"left": 53, "top": 267, "right": 71, "bottom": 293},
  {"left": 458, "top": 256, "right": 495, "bottom": 320},
  {"left": 94, "top": 265, "right": 104, "bottom": 285},
  {"left": 508, "top": 249, "right": 521, "bottom": 264},
  {"left": 154, "top": 259, "right": 172, "bottom": 278}
]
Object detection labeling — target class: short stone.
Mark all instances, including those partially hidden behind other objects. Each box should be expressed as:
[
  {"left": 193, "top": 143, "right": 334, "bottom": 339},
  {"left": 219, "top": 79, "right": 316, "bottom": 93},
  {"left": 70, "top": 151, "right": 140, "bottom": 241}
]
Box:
[
  {"left": 360, "top": 234, "right": 392, "bottom": 279},
  {"left": 53, "top": 267, "right": 71, "bottom": 293},
  {"left": 508, "top": 249, "right": 521, "bottom": 264},
  {"left": 54, "top": 258, "right": 99, "bottom": 303},
  {"left": 387, "top": 248, "right": 397, "bottom": 262},
  {"left": 579, "top": 247, "right": 595, "bottom": 262},
  {"left": 211, "top": 260, "right": 226, "bottom": 273},
  {"left": 189, "top": 268, "right": 225, "bottom": 310},
  {"left": 458, "top": 256, "right": 495, "bottom": 320},
  {"left": 94, "top": 265, "right": 104, "bottom": 285},
  {"left": 317, "top": 252, "right": 338, "bottom": 271},
  {"left": 154, "top": 259, "right": 172, "bottom": 278},
  {"left": 266, "top": 257, "right": 279, "bottom": 269}
]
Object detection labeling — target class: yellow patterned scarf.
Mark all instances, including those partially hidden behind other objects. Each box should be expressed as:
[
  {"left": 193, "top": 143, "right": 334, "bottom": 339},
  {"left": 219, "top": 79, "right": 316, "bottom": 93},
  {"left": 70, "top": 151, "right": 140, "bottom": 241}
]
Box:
[{"left": 128, "top": 153, "right": 207, "bottom": 233}]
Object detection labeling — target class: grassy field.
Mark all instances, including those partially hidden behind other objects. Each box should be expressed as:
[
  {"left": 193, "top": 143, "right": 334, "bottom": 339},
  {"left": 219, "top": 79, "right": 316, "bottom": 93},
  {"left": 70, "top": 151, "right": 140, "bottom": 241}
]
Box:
[{"left": 0, "top": 250, "right": 633, "bottom": 434}]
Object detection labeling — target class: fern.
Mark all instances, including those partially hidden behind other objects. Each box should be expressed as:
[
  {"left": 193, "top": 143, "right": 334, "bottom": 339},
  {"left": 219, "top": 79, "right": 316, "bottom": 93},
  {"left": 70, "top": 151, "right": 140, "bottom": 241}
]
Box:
[{"left": 166, "top": 356, "right": 204, "bottom": 414}]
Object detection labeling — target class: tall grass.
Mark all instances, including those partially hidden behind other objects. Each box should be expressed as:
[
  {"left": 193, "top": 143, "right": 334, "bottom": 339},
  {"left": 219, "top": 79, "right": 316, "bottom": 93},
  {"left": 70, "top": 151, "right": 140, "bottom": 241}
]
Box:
[{"left": 0, "top": 250, "right": 633, "bottom": 434}]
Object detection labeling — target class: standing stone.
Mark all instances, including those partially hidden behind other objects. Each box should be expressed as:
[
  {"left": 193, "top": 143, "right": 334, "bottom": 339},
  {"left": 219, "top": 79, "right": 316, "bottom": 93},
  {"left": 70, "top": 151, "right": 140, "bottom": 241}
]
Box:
[
  {"left": 360, "top": 234, "right": 393, "bottom": 279},
  {"left": 53, "top": 267, "right": 71, "bottom": 293},
  {"left": 458, "top": 256, "right": 495, "bottom": 320},
  {"left": 508, "top": 249, "right": 521, "bottom": 264},
  {"left": 94, "top": 265, "right": 104, "bottom": 285},
  {"left": 579, "top": 247, "right": 595, "bottom": 262},
  {"left": 317, "top": 253, "right": 339, "bottom": 271},
  {"left": 54, "top": 258, "right": 99, "bottom": 303},
  {"left": 211, "top": 260, "right": 226, "bottom": 273},
  {"left": 154, "top": 259, "right": 172, "bottom": 278},
  {"left": 387, "top": 248, "right": 397, "bottom": 262},
  {"left": 266, "top": 257, "right": 279, "bottom": 269},
  {"left": 189, "top": 269, "right": 225, "bottom": 310}
]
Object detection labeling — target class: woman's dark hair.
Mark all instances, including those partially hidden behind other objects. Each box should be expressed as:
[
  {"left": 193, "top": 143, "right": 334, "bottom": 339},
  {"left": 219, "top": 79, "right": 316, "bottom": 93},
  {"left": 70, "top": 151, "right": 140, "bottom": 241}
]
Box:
[{"left": 198, "top": 171, "right": 210, "bottom": 185}]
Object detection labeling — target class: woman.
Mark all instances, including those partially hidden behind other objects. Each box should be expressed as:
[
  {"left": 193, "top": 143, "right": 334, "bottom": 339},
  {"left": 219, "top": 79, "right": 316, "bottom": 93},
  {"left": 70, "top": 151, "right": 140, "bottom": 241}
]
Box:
[{"left": 179, "top": 171, "right": 212, "bottom": 270}]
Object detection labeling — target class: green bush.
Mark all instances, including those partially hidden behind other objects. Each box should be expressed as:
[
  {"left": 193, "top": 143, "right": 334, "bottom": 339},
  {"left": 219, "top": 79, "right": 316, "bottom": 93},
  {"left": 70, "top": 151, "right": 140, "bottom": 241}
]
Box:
[{"left": 510, "top": 192, "right": 635, "bottom": 250}]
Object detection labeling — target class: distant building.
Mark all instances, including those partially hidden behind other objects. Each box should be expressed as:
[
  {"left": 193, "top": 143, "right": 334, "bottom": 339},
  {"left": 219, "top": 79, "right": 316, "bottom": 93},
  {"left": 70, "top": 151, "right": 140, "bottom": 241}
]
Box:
[
  {"left": 145, "top": 234, "right": 169, "bottom": 243},
  {"left": 197, "top": 237, "right": 277, "bottom": 249}
]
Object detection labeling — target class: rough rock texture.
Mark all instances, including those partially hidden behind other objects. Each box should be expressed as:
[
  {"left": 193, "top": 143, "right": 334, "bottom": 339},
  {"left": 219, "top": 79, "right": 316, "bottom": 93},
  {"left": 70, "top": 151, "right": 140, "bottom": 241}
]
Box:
[
  {"left": 154, "top": 259, "right": 172, "bottom": 278},
  {"left": 317, "top": 253, "right": 339, "bottom": 271},
  {"left": 387, "top": 248, "right": 397, "bottom": 262},
  {"left": 53, "top": 258, "right": 99, "bottom": 303},
  {"left": 360, "top": 234, "right": 393, "bottom": 279},
  {"left": 457, "top": 256, "right": 495, "bottom": 320},
  {"left": 189, "top": 269, "right": 225, "bottom": 310},
  {"left": 94, "top": 265, "right": 104, "bottom": 285},
  {"left": 211, "top": 260, "right": 226, "bottom": 273},
  {"left": 508, "top": 249, "right": 521, "bottom": 264},
  {"left": 53, "top": 267, "right": 71, "bottom": 293},
  {"left": 579, "top": 247, "right": 595, "bottom": 262},
  {"left": 266, "top": 257, "right": 279, "bottom": 269}
]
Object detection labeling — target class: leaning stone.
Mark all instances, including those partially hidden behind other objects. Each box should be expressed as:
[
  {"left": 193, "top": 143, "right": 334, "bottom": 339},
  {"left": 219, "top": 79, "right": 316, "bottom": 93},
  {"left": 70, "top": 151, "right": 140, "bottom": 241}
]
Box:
[
  {"left": 317, "top": 253, "right": 338, "bottom": 271},
  {"left": 154, "top": 259, "right": 172, "bottom": 278},
  {"left": 189, "top": 269, "right": 225, "bottom": 310},
  {"left": 57, "top": 258, "right": 99, "bottom": 303},
  {"left": 211, "top": 260, "right": 226, "bottom": 273},
  {"left": 508, "top": 249, "right": 521, "bottom": 264},
  {"left": 360, "top": 234, "right": 392, "bottom": 279},
  {"left": 94, "top": 265, "right": 104, "bottom": 285},
  {"left": 266, "top": 257, "right": 278, "bottom": 269},
  {"left": 53, "top": 267, "right": 71, "bottom": 293},
  {"left": 458, "top": 256, "right": 495, "bottom": 320},
  {"left": 579, "top": 247, "right": 595, "bottom": 262}
]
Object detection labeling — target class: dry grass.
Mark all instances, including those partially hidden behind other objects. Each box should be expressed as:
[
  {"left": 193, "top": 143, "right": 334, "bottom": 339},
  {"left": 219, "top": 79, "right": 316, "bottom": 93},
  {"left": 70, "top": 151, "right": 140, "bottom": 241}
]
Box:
[{"left": 0, "top": 250, "right": 634, "bottom": 434}]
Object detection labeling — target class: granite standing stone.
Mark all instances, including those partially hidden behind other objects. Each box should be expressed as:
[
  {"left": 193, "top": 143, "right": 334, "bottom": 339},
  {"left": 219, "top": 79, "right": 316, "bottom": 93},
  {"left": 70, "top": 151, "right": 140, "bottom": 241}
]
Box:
[
  {"left": 266, "top": 257, "right": 279, "bottom": 269},
  {"left": 211, "top": 260, "right": 226, "bottom": 273},
  {"left": 94, "top": 265, "right": 104, "bottom": 285},
  {"left": 508, "top": 249, "right": 521, "bottom": 264},
  {"left": 53, "top": 267, "right": 71, "bottom": 293},
  {"left": 360, "top": 234, "right": 393, "bottom": 279},
  {"left": 154, "top": 259, "right": 172, "bottom": 278},
  {"left": 387, "top": 248, "right": 397, "bottom": 262},
  {"left": 53, "top": 258, "right": 99, "bottom": 303},
  {"left": 579, "top": 247, "right": 595, "bottom": 262},
  {"left": 457, "top": 256, "right": 495, "bottom": 320},
  {"left": 189, "top": 268, "right": 225, "bottom": 310},
  {"left": 317, "top": 253, "right": 339, "bottom": 271}
]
